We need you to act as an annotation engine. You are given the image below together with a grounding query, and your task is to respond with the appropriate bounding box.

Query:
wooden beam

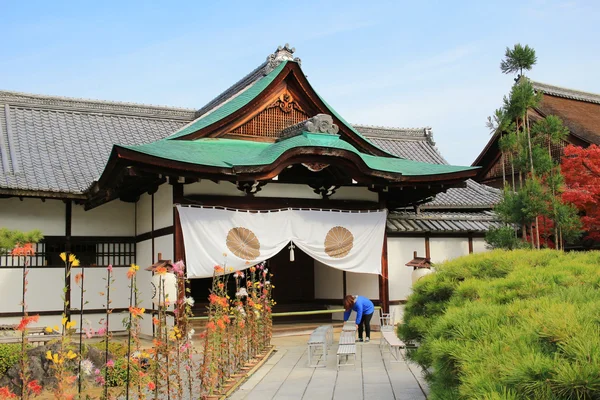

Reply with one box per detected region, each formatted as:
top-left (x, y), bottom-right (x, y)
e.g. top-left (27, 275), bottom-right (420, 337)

top-left (468, 234), bottom-right (474, 254)
top-left (425, 236), bottom-right (431, 259)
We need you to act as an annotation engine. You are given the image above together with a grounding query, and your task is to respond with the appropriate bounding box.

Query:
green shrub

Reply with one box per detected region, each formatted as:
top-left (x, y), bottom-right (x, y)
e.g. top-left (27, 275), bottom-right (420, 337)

top-left (400, 250), bottom-right (600, 399)
top-left (89, 341), bottom-right (128, 358)
top-left (0, 343), bottom-right (23, 376)
top-left (102, 357), bottom-right (139, 387)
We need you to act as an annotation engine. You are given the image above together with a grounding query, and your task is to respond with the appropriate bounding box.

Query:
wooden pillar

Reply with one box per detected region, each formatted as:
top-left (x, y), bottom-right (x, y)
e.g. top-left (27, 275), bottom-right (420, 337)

top-left (173, 183), bottom-right (187, 328)
top-left (151, 192), bottom-right (155, 264)
top-left (468, 234), bottom-right (474, 254)
top-left (342, 271), bottom-right (347, 298)
top-left (379, 231), bottom-right (390, 314)
top-left (425, 235), bottom-right (431, 259)
top-left (64, 200), bottom-right (72, 320)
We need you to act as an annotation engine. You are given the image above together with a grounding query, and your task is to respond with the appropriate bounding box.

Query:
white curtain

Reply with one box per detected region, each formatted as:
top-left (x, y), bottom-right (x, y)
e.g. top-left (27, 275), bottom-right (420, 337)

top-left (176, 206), bottom-right (387, 278)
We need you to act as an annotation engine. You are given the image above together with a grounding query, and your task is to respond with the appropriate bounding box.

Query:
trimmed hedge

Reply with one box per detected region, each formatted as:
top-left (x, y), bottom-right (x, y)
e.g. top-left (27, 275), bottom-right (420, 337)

top-left (0, 344), bottom-right (25, 377)
top-left (399, 250), bottom-right (600, 400)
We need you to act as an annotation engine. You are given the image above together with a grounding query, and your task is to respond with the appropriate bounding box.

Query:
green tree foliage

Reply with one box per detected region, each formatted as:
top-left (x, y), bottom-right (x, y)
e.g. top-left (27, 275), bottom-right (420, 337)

top-left (486, 44), bottom-right (581, 249)
top-left (485, 226), bottom-right (529, 250)
top-left (500, 44), bottom-right (538, 77)
top-left (0, 228), bottom-right (43, 254)
top-left (399, 250), bottom-right (600, 399)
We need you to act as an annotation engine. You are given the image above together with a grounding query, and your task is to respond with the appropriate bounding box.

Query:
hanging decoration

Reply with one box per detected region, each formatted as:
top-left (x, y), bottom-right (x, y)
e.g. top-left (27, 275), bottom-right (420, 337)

top-left (176, 206), bottom-right (387, 278)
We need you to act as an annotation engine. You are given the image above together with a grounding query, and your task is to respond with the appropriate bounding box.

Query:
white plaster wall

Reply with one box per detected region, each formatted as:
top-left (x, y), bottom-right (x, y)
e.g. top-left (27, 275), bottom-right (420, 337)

top-left (154, 184), bottom-right (173, 230)
top-left (314, 261), bottom-right (343, 299)
top-left (25, 268), bottom-right (65, 312)
top-left (184, 180), bottom-right (242, 197)
top-left (72, 200), bottom-right (135, 236)
top-left (70, 266), bottom-right (130, 311)
top-left (183, 180), bottom-right (378, 202)
top-left (0, 269), bottom-right (24, 313)
top-left (430, 237), bottom-right (470, 263)
top-left (136, 193), bottom-right (152, 235)
top-left (346, 272), bottom-right (378, 300)
top-left (0, 198), bottom-right (65, 235)
top-left (135, 240), bottom-right (155, 336)
top-left (154, 234), bottom-right (174, 264)
top-left (472, 237), bottom-right (488, 253)
top-left (329, 186), bottom-right (378, 202)
top-left (387, 237), bottom-right (426, 301)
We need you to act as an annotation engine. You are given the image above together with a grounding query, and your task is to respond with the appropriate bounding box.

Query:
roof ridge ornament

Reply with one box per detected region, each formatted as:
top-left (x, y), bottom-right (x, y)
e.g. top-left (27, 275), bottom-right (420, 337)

top-left (265, 43), bottom-right (301, 74)
top-left (280, 114), bottom-right (339, 139)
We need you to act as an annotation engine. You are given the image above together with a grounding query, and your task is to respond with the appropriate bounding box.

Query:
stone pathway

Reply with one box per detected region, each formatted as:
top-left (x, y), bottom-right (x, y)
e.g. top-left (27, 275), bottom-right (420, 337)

top-left (228, 332), bottom-right (428, 400)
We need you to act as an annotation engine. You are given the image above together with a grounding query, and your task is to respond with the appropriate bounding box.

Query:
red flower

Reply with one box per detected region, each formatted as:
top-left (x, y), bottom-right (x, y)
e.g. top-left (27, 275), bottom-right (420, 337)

top-left (148, 381), bottom-right (156, 391)
top-left (16, 315), bottom-right (39, 332)
top-left (0, 386), bottom-right (17, 398)
top-left (27, 380), bottom-right (42, 395)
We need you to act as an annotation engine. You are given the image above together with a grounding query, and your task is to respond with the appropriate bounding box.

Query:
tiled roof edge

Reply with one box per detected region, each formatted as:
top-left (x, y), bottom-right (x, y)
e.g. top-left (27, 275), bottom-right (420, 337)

top-left (532, 81), bottom-right (600, 105)
top-left (0, 89), bottom-right (197, 120)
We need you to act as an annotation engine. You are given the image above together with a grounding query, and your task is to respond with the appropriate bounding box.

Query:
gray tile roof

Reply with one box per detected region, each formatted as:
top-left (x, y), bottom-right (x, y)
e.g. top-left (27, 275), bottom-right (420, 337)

top-left (0, 90), bottom-right (192, 196)
top-left (358, 125), bottom-right (502, 210)
top-left (355, 125), bottom-right (448, 164)
top-left (532, 81), bottom-right (600, 105)
top-left (387, 210), bottom-right (503, 233)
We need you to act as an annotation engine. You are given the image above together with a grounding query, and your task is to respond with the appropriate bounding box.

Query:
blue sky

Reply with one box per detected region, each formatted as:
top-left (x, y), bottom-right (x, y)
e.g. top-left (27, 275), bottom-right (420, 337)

top-left (2, 0), bottom-right (599, 165)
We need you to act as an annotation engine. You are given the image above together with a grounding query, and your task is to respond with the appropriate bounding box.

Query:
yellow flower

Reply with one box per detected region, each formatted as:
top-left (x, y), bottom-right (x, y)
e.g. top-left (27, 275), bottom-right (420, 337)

top-left (53, 354), bottom-right (61, 364)
top-left (60, 252), bottom-right (67, 262)
top-left (131, 264), bottom-right (140, 272)
top-left (46, 350), bottom-right (52, 360)
top-left (62, 317), bottom-right (68, 326)
top-left (66, 350), bottom-right (77, 360)
top-left (66, 320), bottom-right (76, 330)
top-left (53, 325), bottom-right (59, 332)
top-left (45, 326), bottom-right (53, 333)
top-left (68, 254), bottom-right (76, 262)
top-left (71, 258), bottom-right (80, 267)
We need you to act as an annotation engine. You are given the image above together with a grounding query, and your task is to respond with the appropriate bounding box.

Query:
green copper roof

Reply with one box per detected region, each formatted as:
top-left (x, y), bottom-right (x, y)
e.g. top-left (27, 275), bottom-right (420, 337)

top-left (121, 133), bottom-right (476, 176)
top-left (167, 61), bottom-right (288, 139)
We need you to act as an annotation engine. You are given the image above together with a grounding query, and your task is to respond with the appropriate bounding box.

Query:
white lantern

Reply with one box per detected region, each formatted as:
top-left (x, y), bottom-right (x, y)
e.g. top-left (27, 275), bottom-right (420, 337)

top-left (411, 268), bottom-right (433, 285)
top-left (151, 272), bottom-right (178, 306)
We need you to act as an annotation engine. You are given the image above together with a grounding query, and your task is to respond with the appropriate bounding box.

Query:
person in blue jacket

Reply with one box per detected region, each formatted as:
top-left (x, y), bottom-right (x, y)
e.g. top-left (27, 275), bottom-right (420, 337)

top-left (343, 294), bottom-right (375, 342)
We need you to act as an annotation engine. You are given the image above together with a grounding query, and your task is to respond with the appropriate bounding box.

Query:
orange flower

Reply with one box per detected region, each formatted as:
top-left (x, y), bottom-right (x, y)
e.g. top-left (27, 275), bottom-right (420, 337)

top-left (216, 319), bottom-right (225, 330)
top-left (127, 264), bottom-right (140, 279)
top-left (11, 243), bottom-right (35, 257)
top-left (214, 265), bottom-right (224, 274)
top-left (222, 315), bottom-right (231, 324)
top-left (155, 266), bottom-right (167, 275)
top-left (152, 317), bottom-right (160, 326)
top-left (129, 307), bottom-right (145, 318)
top-left (238, 320), bottom-right (245, 329)
top-left (16, 315), bottom-right (39, 332)
top-left (74, 272), bottom-right (83, 285)
top-left (206, 321), bottom-right (216, 331)
top-left (218, 282), bottom-right (224, 290)
top-left (250, 266), bottom-right (256, 273)
top-left (148, 381), bottom-right (156, 391)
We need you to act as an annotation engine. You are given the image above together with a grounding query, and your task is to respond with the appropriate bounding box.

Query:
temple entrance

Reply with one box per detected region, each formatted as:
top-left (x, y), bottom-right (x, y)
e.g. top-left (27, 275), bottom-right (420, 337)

top-left (188, 244), bottom-right (327, 323)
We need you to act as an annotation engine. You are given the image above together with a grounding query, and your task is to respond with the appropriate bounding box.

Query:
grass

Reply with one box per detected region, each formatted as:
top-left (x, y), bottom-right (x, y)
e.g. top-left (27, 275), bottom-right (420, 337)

top-left (399, 250), bottom-right (600, 400)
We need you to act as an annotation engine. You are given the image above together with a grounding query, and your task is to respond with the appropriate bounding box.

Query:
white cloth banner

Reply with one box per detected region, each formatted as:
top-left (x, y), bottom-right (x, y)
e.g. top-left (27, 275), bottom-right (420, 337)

top-left (176, 206), bottom-right (387, 278)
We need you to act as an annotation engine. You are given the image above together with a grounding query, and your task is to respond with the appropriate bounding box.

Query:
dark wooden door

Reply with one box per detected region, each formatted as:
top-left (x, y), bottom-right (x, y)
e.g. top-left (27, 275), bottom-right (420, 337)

top-left (267, 245), bottom-right (314, 304)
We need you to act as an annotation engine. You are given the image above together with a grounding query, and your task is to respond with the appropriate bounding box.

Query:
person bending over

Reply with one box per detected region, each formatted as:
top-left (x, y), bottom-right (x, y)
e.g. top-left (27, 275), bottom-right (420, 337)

top-left (343, 294), bottom-right (374, 342)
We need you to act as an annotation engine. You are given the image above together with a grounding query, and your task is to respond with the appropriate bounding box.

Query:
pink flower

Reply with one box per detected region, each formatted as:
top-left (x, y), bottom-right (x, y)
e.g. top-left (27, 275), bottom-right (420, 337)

top-left (106, 359), bottom-right (114, 368)
top-left (107, 264), bottom-right (113, 273)
top-left (172, 260), bottom-right (185, 276)
top-left (97, 326), bottom-right (107, 336)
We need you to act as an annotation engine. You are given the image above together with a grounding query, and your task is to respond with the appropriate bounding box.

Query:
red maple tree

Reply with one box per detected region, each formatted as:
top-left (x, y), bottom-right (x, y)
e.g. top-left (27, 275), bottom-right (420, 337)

top-left (562, 144), bottom-right (600, 242)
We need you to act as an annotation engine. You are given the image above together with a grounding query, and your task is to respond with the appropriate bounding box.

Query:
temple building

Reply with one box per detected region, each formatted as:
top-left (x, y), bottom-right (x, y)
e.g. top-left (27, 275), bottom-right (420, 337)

top-left (0, 45), bottom-right (501, 331)
top-left (473, 81), bottom-right (600, 188)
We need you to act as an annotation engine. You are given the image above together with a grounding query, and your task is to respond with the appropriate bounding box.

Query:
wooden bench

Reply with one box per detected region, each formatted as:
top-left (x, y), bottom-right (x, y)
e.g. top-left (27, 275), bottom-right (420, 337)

top-left (307, 325), bottom-right (333, 368)
top-left (380, 330), bottom-right (405, 362)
